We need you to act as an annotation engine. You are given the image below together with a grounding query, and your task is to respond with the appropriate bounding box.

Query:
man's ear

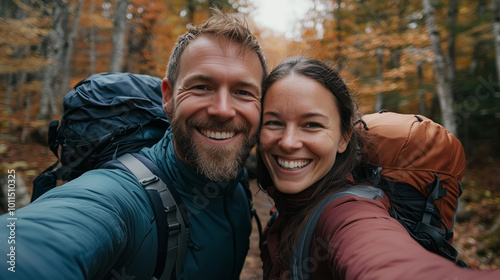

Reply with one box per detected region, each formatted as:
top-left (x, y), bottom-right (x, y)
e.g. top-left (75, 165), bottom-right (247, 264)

top-left (161, 78), bottom-right (173, 117)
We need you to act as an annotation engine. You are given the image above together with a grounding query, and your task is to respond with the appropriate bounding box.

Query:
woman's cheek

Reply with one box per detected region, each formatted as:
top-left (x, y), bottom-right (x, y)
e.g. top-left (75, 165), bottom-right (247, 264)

top-left (259, 130), bottom-right (276, 149)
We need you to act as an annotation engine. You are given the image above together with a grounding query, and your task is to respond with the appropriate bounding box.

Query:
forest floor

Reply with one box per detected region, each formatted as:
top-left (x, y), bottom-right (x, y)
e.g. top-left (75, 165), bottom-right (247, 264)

top-left (1, 134), bottom-right (499, 278)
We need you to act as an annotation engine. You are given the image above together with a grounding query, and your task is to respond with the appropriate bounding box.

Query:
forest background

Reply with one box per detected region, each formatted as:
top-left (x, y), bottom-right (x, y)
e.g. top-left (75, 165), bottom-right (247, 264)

top-left (1, 0), bottom-right (500, 275)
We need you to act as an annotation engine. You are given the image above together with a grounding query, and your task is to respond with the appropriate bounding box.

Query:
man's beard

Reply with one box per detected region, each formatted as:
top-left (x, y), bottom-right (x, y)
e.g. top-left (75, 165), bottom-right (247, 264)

top-left (170, 113), bottom-right (256, 182)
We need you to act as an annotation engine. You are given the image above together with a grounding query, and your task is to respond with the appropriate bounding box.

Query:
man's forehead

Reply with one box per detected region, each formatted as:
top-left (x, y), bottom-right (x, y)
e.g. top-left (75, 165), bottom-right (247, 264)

top-left (177, 35), bottom-right (263, 88)
top-left (182, 34), bottom-right (256, 62)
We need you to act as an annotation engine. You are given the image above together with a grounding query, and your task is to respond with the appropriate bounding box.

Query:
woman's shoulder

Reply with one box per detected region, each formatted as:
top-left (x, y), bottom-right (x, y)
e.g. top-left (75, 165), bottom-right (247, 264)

top-left (314, 188), bottom-right (394, 235)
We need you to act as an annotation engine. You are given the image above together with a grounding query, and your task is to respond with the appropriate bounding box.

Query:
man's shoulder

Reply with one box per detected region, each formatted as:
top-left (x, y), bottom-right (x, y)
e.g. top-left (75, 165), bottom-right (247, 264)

top-left (49, 168), bottom-right (144, 202)
top-left (75, 167), bottom-right (137, 183)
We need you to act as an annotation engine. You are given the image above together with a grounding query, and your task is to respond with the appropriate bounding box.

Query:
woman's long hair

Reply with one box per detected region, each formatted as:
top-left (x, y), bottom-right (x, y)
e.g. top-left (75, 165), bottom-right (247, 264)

top-left (257, 57), bottom-right (365, 264)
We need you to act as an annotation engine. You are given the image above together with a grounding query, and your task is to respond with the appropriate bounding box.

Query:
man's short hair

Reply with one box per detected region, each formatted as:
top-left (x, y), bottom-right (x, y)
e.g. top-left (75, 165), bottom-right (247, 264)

top-left (166, 8), bottom-right (268, 90)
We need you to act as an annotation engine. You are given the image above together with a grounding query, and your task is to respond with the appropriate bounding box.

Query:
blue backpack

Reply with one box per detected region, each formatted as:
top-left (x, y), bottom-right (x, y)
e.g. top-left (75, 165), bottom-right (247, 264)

top-left (31, 73), bottom-right (260, 280)
top-left (32, 72), bottom-right (169, 189)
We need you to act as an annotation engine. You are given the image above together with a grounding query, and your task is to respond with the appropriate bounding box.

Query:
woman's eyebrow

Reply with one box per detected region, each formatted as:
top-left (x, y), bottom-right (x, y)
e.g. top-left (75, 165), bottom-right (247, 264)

top-left (302, 112), bottom-right (329, 119)
top-left (263, 111), bottom-right (328, 119)
top-left (263, 111), bottom-right (281, 118)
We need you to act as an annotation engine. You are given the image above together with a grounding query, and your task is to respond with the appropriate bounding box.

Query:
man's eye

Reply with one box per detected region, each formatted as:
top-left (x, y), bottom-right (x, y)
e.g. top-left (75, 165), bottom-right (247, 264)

top-left (193, 85), bottom-right (209, 90)
top-left (235, 90), bottom-right (251, 96)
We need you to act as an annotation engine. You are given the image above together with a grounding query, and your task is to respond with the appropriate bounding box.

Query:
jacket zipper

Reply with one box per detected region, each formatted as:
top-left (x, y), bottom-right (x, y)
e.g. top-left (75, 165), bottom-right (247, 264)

top-left (223, 195), bottom-right (238, 279)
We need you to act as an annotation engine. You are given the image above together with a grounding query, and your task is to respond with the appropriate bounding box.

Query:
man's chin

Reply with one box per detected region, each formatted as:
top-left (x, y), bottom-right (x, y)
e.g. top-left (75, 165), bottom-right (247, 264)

top-left (194, 147), bottom-right (242, 181)
top-left (172, 120), bottom-right (256, 181)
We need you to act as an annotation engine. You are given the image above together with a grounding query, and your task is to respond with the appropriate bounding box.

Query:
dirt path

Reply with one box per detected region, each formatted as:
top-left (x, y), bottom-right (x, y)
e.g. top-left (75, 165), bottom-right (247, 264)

top-left (241, 179), bottom-right (273, 280)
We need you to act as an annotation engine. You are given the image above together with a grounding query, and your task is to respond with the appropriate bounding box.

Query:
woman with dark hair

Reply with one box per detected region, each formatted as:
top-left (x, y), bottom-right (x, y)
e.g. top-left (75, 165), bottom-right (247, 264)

top-left (257, 57), bottom-right (500, 279)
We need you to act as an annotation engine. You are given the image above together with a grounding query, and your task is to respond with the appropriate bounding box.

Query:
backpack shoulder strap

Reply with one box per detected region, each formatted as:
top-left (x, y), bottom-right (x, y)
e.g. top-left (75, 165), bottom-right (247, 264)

top-left (115, 153), bottom-right (189, 280)
top-left (290, 185), bottom-right (384, 280)
top-left (241, 167), bottom-right (263, 247)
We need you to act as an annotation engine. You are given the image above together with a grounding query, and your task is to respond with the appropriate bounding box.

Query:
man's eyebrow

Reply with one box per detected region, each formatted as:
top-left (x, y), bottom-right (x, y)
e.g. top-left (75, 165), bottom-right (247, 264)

top-left (182, 74), bottom-right (213, 85)
top-left (183, 74), bottom-right (261, 95)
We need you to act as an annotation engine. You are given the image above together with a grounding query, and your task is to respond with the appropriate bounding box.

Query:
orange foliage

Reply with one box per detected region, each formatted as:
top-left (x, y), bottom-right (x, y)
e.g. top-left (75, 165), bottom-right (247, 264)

top-left (1, 0), bottom-right (497, 120)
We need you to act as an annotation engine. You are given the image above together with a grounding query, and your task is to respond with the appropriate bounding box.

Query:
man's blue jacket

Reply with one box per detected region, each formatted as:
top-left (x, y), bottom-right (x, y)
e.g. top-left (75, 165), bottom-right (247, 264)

top-left (0, 129), bottom-right (252, 279)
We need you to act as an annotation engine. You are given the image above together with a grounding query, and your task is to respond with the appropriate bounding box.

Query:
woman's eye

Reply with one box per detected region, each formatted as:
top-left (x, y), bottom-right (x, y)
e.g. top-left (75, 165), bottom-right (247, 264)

top-left (305, 122), bottom-right (323, 128)
top-left (263, 120), bottom-right (282, 126)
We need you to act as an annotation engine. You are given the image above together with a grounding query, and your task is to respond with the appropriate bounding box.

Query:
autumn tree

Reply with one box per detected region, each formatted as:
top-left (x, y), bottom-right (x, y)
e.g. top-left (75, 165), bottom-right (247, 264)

top-left (1, 0), bottom-right (246, 126)
top-left (1, 1), bottom-right (48, 118)
top-left (60, 0), bottom-right (83, 94)
top-left (38, 0), bottom-right (71, 120)
top-left (109, 0), bottom-right (129, 72)
top-left (296, 0), bottom-right (499, 140)
top-left (422, 0), bottom-right (457, 135)
top-left (299, 0), bottom-right (431, 114)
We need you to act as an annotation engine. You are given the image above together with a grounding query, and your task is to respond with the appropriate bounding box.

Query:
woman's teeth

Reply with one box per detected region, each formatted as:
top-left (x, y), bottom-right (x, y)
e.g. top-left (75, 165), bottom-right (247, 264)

top-left (277, 158), bottom-right (310, 169)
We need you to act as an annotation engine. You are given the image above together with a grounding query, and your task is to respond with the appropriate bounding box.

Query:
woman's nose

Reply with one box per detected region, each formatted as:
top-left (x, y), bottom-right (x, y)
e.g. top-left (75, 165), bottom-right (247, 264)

top-left (279, 127), bottom-right (303, 151)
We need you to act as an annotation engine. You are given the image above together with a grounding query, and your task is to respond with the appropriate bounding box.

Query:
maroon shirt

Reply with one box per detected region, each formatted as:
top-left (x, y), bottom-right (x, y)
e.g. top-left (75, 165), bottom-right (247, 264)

top-left (261, 186), bottom-right (500, 279)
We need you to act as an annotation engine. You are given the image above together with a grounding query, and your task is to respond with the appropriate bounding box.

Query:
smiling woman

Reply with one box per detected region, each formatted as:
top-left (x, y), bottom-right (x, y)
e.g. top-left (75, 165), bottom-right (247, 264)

top-left (257, 57), bottom-right (500, 280)
top-left (259, 74), bottom-right (349, 194)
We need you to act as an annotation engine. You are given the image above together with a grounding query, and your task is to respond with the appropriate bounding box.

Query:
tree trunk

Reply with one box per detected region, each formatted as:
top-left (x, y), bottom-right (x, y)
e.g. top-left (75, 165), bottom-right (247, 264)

top-left (470, 0), bottom-right (487, 74)
top-left (446, 0), bottom-right (458, 80)
top-left (5, 73), bottom-right (14, 114)
top-left (336, 0), bottom-right (342, 70)
top-left (375, 47), bottom-right (384, 112)
top-left (89, 0), bottom-right (96, 74)
top-left (109, 0), bottom-right (129, 73)
top-left (38, 0), bottom-right (69, 120)
top-left (422, 0), bottom-right (457, 135)
top-left (60, 0), bottom-right (83, 96)
top-left (187, 0), bottom-right (196, 22)
top-left (2, 0), bottom-right (14, 18)
top-left (6, 1), bottom-right (28, 114)
top-left (493, 0), bottom-right (500, 84)
top-left (20, 91), bottom-right (32, 144)
top-left (417, 60), bottom-right (427, 115)
top-left (15, 67), bottom-right (28, 112)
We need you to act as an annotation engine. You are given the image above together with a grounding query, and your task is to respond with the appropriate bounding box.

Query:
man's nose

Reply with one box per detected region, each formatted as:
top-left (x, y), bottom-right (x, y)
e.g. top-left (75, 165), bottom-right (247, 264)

top-left (207, 89), bottom-right (236, 121)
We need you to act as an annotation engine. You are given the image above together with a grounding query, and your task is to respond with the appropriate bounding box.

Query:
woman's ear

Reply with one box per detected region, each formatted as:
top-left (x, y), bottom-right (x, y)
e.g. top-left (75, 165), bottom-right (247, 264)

top-left (338, 128), bottom-right (353, 154)
top-left (161, 78), bottom-right (173, 117)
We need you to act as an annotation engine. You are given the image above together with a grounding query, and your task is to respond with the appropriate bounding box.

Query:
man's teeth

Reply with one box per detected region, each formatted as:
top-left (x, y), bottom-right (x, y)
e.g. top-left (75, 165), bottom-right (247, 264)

top-left (201, 129), bottom-right (235, 139)
top-left (277, 158), bottom-right (309, 169)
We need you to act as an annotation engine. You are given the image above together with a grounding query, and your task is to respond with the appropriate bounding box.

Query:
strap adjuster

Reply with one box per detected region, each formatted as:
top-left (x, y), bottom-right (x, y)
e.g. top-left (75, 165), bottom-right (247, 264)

top-left (168, 222), bottom-right (181, 235)
top-left (140, 175), bottom-right (159, 186)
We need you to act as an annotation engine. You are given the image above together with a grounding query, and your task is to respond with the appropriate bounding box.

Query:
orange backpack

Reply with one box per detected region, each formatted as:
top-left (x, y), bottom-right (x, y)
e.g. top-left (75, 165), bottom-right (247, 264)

top-left (356, 111), bottom-right (466, 263)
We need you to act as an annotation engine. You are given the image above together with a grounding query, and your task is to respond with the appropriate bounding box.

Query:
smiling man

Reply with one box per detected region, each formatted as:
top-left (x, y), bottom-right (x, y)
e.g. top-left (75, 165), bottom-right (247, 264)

top-left (0, 9), bottom-right (267, 280)
top-left (141, 10), bottom-right (268, 278)
top-left (163, 33), bottom-right (264, 182)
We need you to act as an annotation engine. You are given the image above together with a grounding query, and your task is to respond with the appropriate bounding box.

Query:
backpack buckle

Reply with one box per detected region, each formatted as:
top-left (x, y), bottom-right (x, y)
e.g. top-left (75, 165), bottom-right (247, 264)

top-left (168, 222), bottom-right (181, 235)
top-left (140, 175), bottom-right (159, 186)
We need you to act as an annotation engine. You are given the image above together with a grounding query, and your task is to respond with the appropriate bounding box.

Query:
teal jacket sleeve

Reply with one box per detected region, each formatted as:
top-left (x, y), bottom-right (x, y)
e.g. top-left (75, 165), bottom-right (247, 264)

top-left (0, 169), bottom-right (157, 280)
